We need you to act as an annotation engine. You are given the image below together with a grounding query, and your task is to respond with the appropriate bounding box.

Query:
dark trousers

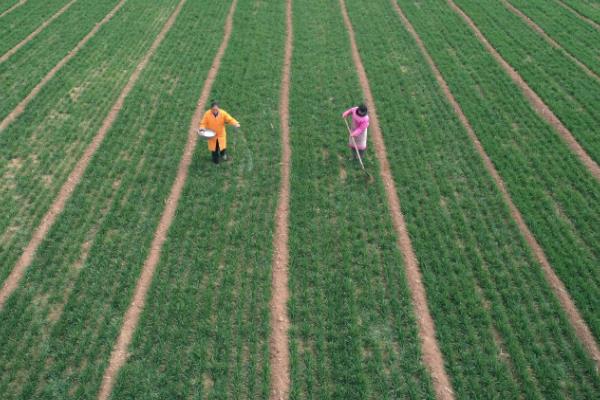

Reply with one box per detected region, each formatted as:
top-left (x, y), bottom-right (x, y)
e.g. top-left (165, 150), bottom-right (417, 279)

top-left (351, 148), bottom-right (365, 158)
top-left (212, 140), bottom-right (226, 164)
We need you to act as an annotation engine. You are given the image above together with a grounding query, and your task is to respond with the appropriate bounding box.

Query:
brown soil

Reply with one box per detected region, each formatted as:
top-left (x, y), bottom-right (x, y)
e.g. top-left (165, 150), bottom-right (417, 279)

top-left (501, 0), bottom-right (599, 83)
top-left (340, 1), bottom-right (455, 398)
top-left (447, 0), bottom-right (600, 182)
top-left (0, 0), bottom-right (127, 132)
top-left (269, 1), bottom-right (292, 399)
top-left (96, 1), bottom-right (238, 399)
top-left (0, 0), bottom-right (184, 311)
top-left (396, 0), bottom-right (600, 370)
top-left (556, 0), bottom-right (600, 31)
top-left (0, 0), bottom-right (78, 64)
top-left (0, 0), bottom-right (26, 19)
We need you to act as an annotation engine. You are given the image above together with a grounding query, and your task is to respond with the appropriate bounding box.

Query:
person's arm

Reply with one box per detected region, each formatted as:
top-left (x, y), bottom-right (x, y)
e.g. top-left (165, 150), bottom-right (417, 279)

top-left (199, 112), bottom-right (208, 130)
top-left (224, 111), bottom-right (240, 128)
top-left (351, 118), bottom-right (368, 136)
top-left (342, 107), bottom-right (356, 118)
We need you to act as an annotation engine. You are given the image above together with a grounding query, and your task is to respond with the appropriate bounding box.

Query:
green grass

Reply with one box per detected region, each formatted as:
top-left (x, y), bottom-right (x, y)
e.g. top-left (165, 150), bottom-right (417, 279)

top-left (110, 0), bottom-right (285, 398)
top-left (506, 0), bottom-right (600, 75)
top-left (287, 1), bottom-right (435, 399)
top-left (452, 0), bottom-right (600, 164)
top-left (0, 0), bottom-right (233, 398)
top-left (393, 0), bottom-right (600, 345)
top-left (0, 0), bottom-right (122, 121)
top-left (344, 0), bottom-right (600, 398)
top-left (0, 0), bottom-right (72, 55)
top-left (0, 0), bottom-right (180, 285)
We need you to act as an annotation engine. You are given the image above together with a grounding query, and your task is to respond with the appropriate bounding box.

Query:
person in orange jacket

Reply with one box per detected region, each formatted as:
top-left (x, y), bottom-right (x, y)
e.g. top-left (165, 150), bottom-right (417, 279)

top-left (198, 101), bottom-right (240, 164)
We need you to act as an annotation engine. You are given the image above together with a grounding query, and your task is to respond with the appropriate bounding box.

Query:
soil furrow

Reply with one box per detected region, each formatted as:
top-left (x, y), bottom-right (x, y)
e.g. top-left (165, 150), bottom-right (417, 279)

top-left (96, 1), bottom-right (238, 399)
top-left (0, 0), bottom-right (77, 64)
top-left (501, 0), bottom-right (599, 83)
top-left (446, 0), bottom-right (600, 181)
top-left (0, 0), bottom-right (26, 18)
top-left (339, 1), bottom-right (455, 398)
top-left (0, 0), bottom-right (127, 132)
top-left (0, 0), bottom-right (182, 310)
top-left (269, 1), bottom-right (292, 399)
top-left (556, 0), bottom-right (600, 30)
top-left (391, 0), bottom-right (600, 370)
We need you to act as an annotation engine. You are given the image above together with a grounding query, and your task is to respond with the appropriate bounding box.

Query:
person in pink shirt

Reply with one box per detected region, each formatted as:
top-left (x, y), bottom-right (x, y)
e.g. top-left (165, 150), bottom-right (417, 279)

top-left (342, 104), bottom-right (370, 159)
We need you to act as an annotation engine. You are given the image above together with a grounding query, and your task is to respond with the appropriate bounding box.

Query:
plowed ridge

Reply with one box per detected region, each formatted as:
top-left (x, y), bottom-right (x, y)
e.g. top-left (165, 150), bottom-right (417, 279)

top-left (556, 0), bottom-right (600, 30)
top-left (0, 0), bottom-right (126, 132)
top-left (96, 1), bottom-right (238, 399)
top-left (0, 0), bottom-right (77, 64)
top-left (269, 0), bottom-right (292, 398)
top-left (0, 0), bottom-right (26, 18)
top-left (391, 0), bottom-right (600, 370)
top-left (446, 0), bottom-right (600, 181)
top-left (339, 0), bottom-right (454, 398)
top-left (501, 0), bottom-right (599, 83)
top-left (0, 0), bottom-right (183, 310)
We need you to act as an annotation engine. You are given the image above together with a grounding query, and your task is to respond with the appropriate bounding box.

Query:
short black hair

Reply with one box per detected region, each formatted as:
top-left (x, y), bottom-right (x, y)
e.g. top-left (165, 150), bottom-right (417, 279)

top-left (357, 104), bottom-right (368, 116)
top-left (211, 100), bottom-right (219, 108)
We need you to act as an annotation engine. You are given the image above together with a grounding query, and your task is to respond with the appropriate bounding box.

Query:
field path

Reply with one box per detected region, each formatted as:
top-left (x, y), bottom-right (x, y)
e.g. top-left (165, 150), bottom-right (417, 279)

top-left (391, 0), bottom-right (600, 371)
top-left (500, 0), bottom-right (599, 83)
top-left (0, 0), bottom-right (26, 18)
top-left (96, 1), bottom-right (238, 399)
top-left (339, 1), bottom-right (454, 398)
top-left (446, 0), bottom-right (600, 182)
top-left (0, 0), bottom-right (184, 310)
top-left (269, 0), bottom-right (292, 399)
top-left (0, 0), bottom-right (77, 64)
top-left (0, 0), bottom-right (126, 132)
top-left (556, 0), bottom-right (600, 30)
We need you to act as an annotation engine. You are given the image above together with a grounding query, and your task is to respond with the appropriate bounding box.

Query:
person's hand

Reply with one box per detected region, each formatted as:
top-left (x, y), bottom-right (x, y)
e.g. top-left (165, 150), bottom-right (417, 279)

top-left (235, 123), bottom-right (240, 128)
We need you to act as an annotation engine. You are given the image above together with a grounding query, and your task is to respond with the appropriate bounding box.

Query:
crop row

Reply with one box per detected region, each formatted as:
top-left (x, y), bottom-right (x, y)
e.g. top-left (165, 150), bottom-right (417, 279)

top-left (286, 1), bottom-right (436, 399)
top-left (0, 0), bottom-right (122, 121)
top-left (0, 0), bottom-right (22, 15)
top-left (558, 0), bottom-right (600, 24)
top-left (0, 0), bottom-right (71, 55)
top-left (109, 0), bottom-right (287, 397)
top-left (0, 0), bottom-right (233, 398)
top-left (0, 0), bottom-right (180, 285)
top-left (348, 0), bottom-right (600, 398)
top-left (391, 0), bottom-right (600, 345)
top-left (451, 0), bottom-right (600, 164)
top-left (506, 0), bottom-right (600, 76)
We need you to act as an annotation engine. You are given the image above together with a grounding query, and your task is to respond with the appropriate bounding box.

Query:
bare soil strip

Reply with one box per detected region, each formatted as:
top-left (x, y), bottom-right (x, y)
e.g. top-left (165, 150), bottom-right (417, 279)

top-left (556, 0), bottom-right (600, 30)
top-left (0, 0), bottom-right (78, 64)
top-left (0, 0), bottom-right (184, 310)
top-left (339, 1), bottom-right (455, 398)
top-left (446, 0), bottom-right (600, 182)
top-left (0, 0), bottom-right (127, 132)
top-left (501, 0), bottom-right (599, 83)
top-left (0, 0), bottom-right (26, 19)
top-left (392, 0), bottom-right (600, 370)
top-left (96, 1), bottom-right (238, 399)
top-left (269, 1), bottom-right (292, 399)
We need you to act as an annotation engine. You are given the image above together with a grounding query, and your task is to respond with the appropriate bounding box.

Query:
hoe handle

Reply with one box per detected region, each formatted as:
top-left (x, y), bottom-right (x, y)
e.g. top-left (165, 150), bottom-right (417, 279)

top-left (344, 118), bottom-right (368, 174)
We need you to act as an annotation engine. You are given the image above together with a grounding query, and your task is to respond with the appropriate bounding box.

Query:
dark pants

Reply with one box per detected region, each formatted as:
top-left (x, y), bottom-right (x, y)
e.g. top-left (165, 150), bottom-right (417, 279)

top-left (212, 140), bottom-right (226, 164)
top-left (351, 148), bottom-right (365, 158)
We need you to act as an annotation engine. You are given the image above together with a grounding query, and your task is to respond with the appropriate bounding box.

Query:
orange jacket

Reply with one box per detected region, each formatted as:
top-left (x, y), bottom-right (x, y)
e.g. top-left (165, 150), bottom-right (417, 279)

top-left (199, 109), bottom-right (239, 152)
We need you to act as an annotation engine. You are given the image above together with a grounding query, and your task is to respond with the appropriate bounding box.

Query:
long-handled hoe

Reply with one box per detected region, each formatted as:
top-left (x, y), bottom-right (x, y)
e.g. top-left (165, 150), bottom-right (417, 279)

top-left (344, 118), bottom-right (372, 180)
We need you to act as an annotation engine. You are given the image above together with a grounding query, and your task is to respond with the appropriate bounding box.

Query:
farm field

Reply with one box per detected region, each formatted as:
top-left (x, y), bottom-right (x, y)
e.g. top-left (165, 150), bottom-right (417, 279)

top-left (0, 0), bottom-right (599, 399)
